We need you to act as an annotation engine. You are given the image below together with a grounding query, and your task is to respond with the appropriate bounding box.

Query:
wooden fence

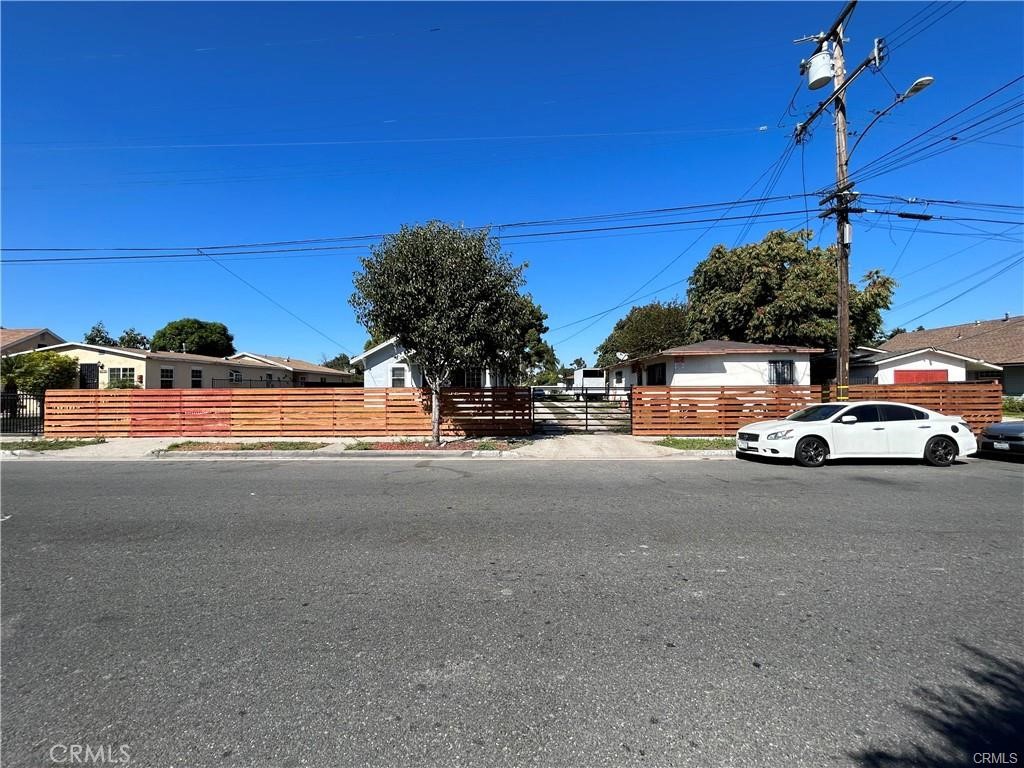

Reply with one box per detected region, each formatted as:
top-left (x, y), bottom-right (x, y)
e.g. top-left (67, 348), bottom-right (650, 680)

top-left (632, 381), bottom-right (1002, 436)
top-left (43, 387), bottom-right (532, 438)
top-left (632, 386), bottom-right (823, 436)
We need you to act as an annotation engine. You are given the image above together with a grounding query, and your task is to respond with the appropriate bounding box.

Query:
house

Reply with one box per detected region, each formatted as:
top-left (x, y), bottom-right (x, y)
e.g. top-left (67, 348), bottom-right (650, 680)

top-left (604, 340), bottom-right (823, 388)
top-left (0, 327), bottom-right (66, 356)
top-left (8, 343), bottom-right (350, 389)
top-left (845, 346), bottom-right (1003, 386)
top-left (351, 337), bottom-right (513, 388)
top-left (229, 353), bottom-right (358, 386)
top-left (877, 316), bottom-right (1024, 395)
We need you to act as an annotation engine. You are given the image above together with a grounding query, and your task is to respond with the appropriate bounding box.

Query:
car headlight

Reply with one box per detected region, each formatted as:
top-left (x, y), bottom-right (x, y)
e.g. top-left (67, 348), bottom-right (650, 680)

top-left (766, 429), bottom-right (795, 440)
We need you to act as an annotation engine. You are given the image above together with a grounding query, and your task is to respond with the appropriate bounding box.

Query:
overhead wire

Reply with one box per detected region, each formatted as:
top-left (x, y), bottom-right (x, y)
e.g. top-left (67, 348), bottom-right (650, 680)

top-left (894, 253), bottom-right (1024, 326)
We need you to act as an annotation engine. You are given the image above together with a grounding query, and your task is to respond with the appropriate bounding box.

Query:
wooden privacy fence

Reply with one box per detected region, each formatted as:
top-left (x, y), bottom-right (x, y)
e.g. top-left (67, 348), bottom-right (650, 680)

top-left (632, 386), bottom-right (823, 436)
top-left (633, 381), bottom-right (1003, 436)
top-left (43, 387), bottom-right (532, 438)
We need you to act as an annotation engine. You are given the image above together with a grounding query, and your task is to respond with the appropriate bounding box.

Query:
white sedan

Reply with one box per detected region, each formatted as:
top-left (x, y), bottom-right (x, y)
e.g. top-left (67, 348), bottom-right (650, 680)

top-left (735, 401), bottom-right (977, 467)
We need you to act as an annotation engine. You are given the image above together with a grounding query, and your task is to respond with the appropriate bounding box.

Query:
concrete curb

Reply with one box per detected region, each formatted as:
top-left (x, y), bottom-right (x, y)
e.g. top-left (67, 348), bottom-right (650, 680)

top-left (3, 449), bottom-right (737, 462)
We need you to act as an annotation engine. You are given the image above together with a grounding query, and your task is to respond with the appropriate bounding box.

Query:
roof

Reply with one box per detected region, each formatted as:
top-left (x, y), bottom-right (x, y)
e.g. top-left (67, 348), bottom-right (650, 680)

top-left (232, 353), bottom-right (356, 376)
top-left (0, 327), bottom-right (65, 349)
top-left (659, 340), bottom-right (824, 356)
top-left (860, 347), bottom-right (1002, 370)
top-left (10, 343), bottom-right (274, 369)
top-left (880, 316), bottom-right (1024, 365)
top-left (606, 339), bottom-right (824, 368)
top-left (350, 337), bottom-right (399, 364)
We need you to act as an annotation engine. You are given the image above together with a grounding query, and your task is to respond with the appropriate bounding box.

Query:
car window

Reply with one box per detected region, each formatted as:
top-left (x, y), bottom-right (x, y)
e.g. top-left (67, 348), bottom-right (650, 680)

top-left (880, 404), bottom-right (920, 421)
top-left (786, 404), bottom-right (846, 422)
top-left (842, 405), bottom-right (881, 423)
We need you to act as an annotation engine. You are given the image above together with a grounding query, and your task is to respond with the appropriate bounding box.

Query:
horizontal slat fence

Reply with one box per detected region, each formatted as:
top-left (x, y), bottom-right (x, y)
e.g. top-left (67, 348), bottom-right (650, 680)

top-left (826, 381), bottom-right (1002, 434)
top-left (44, 388), bottom-right (532, 438)
top-left (634, 382), bottom-right (1003, 436)
top-left (633, 386), bottom-right (822, 436)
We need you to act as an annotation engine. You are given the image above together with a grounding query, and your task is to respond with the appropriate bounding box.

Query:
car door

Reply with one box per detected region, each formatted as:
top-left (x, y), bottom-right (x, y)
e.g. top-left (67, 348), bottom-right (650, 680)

top-left (879, 404), bottom-right (933, 456)
top-left (830, 404), bottom-right (888, 456)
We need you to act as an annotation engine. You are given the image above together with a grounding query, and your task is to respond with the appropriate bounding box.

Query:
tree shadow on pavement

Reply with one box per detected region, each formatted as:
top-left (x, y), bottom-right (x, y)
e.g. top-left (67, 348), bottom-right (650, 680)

top-left (852, 643), bottom-right (1024, 767)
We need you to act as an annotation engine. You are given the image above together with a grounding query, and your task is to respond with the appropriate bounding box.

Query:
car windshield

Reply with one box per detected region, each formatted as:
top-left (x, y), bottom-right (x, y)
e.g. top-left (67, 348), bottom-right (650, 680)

top-left (786, 404), bottom-right (848, 422)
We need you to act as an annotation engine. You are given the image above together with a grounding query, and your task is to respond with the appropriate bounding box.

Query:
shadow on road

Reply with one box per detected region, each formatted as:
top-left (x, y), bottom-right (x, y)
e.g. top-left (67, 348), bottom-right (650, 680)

top-left (851, 643), bottom-right (1024, 767)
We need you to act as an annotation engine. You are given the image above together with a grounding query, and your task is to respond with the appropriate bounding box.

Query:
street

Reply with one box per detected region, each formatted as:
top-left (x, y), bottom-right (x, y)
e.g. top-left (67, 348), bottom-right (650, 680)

top-left (2, 458), bottom-right (1021, 767)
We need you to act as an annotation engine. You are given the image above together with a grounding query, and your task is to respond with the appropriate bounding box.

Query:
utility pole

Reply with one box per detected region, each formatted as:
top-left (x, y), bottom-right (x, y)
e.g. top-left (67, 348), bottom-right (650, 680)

top-left (832, 19), bottom-right (852, 401)
top-left (794, 0), bottom-right (879, 401)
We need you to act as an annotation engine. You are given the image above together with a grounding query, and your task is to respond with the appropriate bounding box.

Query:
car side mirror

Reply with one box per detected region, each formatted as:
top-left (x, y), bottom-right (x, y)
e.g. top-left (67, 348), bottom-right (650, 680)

top-left (840, 415), bottom-right (858, 424)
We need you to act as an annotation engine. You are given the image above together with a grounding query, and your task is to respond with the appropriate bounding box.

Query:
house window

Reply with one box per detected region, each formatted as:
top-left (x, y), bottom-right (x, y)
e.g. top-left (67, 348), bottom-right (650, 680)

top-left (391, 366), bottom-right (406, 388)
top-left (768, 360), bottom-right (796, 385)
top-left (191, 369), bottom-right (203, 388)
top-left (229, 370), bottom-right (242, 384)
top-left (614, 370), bottom-right (623, 385)
top-left (466, 369), bottom-right (483, 388)
top-left (108, 367), bottom-right (135, 385)
top-left (645, 363), bottom-right (667, 386)
top-left (160, 368), bottom-right (174, 389)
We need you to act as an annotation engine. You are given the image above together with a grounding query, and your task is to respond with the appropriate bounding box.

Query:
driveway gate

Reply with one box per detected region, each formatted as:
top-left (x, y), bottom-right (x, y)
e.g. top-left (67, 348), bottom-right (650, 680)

top-left (1, 392), bottom-right (44, 436)
top-left (531, 386), bottom-right (632, 434)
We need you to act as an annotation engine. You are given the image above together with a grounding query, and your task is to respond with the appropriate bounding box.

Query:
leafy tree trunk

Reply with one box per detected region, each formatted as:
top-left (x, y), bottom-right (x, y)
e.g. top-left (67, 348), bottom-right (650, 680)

top-left (431, 385), bottom-right (441, 445)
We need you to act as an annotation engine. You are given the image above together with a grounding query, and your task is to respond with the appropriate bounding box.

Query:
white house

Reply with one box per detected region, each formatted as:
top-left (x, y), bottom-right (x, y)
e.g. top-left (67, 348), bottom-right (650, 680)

top-left (604, 340), bottom-right (823, 388)
top-left (848, 346), bottom-right (1003, 385)
top-left (351, 338), bottom-right (511, 388)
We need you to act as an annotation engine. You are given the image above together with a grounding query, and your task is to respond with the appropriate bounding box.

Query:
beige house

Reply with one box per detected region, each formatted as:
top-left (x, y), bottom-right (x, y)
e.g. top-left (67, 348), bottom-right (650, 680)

top-left (10, 343), bottom-right (353, 389)
top-left (229, 353), bottom-right (358, 386)
top-left (0, 327), bottom-right (66, 355)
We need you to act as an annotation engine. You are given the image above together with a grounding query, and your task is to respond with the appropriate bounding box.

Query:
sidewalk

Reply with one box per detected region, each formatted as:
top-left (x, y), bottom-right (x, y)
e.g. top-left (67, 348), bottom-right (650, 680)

top-left (1, 434), bottom-right (736, 461)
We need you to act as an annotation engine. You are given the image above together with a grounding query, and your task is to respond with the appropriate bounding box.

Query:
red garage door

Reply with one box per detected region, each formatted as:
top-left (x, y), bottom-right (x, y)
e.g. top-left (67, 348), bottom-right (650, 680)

top-left (894, 369), bottom-right (948, 383)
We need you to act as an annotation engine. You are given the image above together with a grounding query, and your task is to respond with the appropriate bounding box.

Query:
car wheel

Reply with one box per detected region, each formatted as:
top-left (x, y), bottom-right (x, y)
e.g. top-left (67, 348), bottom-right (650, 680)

top-left (924, 436), bottom-right (958, 467)
top-left (795, 436), bottom-right (828, 468)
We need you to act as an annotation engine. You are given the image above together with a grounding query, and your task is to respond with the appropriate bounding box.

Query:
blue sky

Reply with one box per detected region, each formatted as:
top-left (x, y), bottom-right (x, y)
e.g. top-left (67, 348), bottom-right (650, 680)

top-left (2, 1), bottom-right (1022, 366)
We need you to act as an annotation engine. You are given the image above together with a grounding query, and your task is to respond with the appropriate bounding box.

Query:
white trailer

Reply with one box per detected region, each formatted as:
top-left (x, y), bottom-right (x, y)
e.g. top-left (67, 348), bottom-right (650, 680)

top-left (571, 368), bottom-right (607, 400)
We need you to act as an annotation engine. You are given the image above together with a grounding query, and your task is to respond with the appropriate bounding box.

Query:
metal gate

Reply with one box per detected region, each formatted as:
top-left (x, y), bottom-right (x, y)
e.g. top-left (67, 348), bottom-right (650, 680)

top-left (1, 392), bottom-right (44, 436)
top-left (531, 386), bottom-right (632, 434)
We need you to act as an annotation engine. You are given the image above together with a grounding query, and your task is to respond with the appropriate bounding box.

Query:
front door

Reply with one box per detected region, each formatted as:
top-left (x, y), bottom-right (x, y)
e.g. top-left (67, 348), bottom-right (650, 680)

top-left (79, 363), bottom-right (99, 389)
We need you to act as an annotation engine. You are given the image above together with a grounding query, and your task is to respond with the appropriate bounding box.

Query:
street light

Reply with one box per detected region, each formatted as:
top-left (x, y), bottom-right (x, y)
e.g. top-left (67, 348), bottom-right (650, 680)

top-left (849, 76), bottom-right (934, 159)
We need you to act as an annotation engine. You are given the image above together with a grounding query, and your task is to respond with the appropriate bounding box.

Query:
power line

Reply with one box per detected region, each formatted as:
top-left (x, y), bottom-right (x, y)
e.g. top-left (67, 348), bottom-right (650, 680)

top-left (895, 253), bottom-right (1024, 326)
top-left (198, 250), bottom-right (352, 354)
top-left (891, 250), bottom-right (1024, 310)
top-left (1, 194), bottom-right (816, 254)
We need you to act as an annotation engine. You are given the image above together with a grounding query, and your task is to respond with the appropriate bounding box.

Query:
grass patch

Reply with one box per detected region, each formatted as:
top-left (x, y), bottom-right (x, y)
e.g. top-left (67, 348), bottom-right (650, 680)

top-left (166, 441), bottom-right (327, 452)
top-left (474, 439), bottom-right (501, 451)
top-left (655, 437), bottom-right (737, 451)
top-left (1002, 396), bottom-right (1024, 416)
top-left (1, 437), bottom-right (106, 451)
top-left (345, 441), bottom-right (374, 451)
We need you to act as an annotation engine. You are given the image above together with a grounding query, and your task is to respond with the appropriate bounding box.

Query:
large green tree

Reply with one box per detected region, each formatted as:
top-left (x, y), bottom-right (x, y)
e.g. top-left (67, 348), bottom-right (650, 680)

top-left (685, 230), bottom-right (895, 349)
top-left (594, 300), bottom-right (691, 367)
top-left (350, 221), bottom-right (540, 443)
top-left (150, 318), bottom-right (236, 357)
top-left (84, 322), bottom-right (116, 346)
top-left (1, 351), bottom-right (79, 397)
top-left (117, 327), bottom-right (150, 350)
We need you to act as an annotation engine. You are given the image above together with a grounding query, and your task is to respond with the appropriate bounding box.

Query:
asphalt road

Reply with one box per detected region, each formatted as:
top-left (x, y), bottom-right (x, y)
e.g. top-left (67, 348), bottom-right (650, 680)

top-left (2, 458), bottom-right (1022, 768)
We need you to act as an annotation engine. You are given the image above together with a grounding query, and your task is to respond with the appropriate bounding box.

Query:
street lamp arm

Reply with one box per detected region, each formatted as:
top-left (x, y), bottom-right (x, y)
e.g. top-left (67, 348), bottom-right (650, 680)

top-left (848, 97), bottom-right (902, 160)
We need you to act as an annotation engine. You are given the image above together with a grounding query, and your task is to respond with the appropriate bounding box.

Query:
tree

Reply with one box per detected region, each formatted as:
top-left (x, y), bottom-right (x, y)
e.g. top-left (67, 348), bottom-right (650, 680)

top-left (150, 318), bottom-right (235, 357)
top-left (685, 230), bottom-right (896, 349)
top-left (350, 221), bottom-right (538, 444)
top-left (322, 353), bottom-right (351, 371)
top-left (594, 300), bottom-right (691, 367)
top-left (511, 297), bottom-right (557, 384)
top-left (84, 322), bottom-right (115, 346)
top-left (571, 358), bottom-right (587, 369)
top-left (117, 328), bottom-right (150, 350)
top-left (0, 351), bottom-right (78, 397)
